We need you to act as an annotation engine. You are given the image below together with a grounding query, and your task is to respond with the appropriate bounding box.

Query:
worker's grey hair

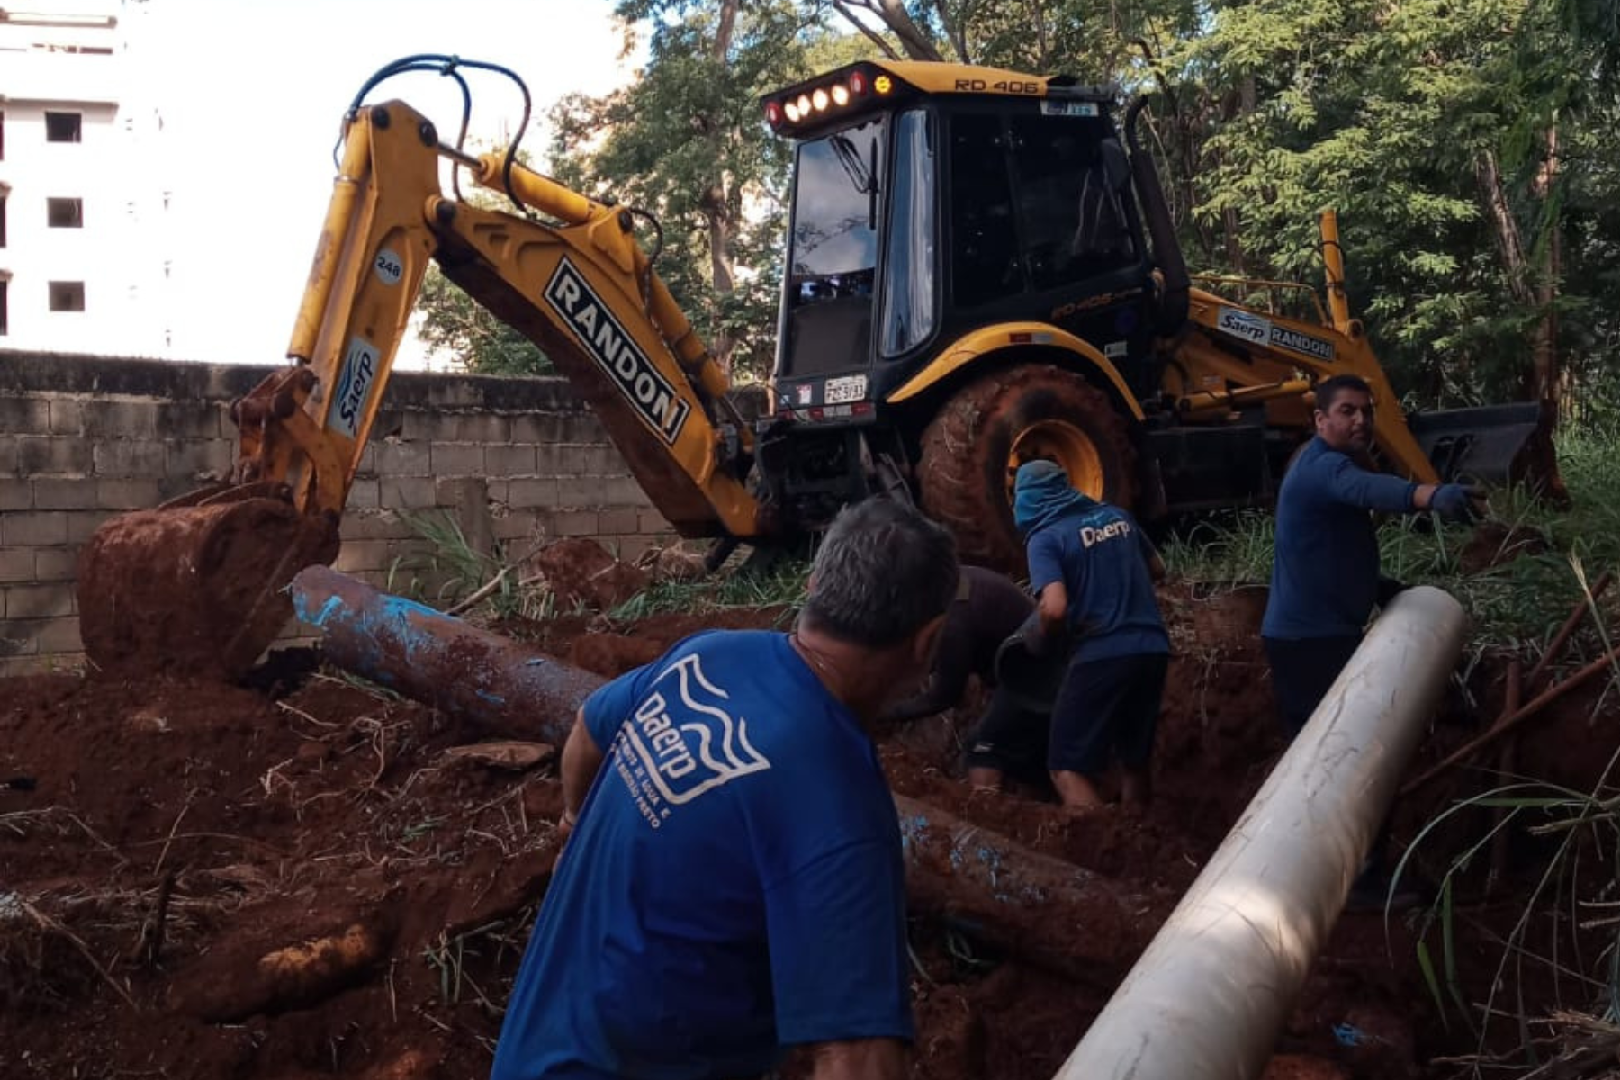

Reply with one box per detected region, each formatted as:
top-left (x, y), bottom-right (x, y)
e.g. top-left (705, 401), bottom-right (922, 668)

top-left (800, 497), bottom-right (961, 649)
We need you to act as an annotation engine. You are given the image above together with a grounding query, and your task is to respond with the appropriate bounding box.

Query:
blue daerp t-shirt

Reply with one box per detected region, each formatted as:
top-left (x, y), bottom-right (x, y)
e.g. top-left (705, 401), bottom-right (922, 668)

top-left (1262, 436), bottom-right (1420, 640)
top-left (1026, 503), bottom-right (1169, 662)
top-left (489, 630), bottom-right (913, 1080)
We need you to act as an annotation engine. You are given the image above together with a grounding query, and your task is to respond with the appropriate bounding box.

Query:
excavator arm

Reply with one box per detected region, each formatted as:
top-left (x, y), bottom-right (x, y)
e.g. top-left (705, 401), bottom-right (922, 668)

top-left (246, 98), bottom-right (763, 539)
top-left (1166, 211), bottom-right (1552, 492)
top-left (77, 90), bottom-right (770, 680)
top-left (1172, 286), bottom-right (1445, 484)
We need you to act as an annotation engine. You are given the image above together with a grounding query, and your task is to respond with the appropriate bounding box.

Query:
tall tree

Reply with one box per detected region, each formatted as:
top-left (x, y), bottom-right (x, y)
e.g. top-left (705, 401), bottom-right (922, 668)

top-left (416, 269), bottom-right (553, 375)
top-left (828, 0), bottom-right (944, 60)
top-left (414, 146), bottom-right (553, 376)
top-left (547, 0), bottom-right (843, 380)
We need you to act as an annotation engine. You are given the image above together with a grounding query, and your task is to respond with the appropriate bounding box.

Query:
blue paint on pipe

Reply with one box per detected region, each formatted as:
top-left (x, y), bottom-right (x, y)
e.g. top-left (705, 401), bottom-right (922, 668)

top-left (293, 593), bottom-right (346, 629)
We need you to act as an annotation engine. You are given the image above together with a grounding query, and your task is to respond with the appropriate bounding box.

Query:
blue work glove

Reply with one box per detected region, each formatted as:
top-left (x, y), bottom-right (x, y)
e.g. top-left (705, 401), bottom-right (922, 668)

top-left (1431, 483), bottom-right (1482, 525)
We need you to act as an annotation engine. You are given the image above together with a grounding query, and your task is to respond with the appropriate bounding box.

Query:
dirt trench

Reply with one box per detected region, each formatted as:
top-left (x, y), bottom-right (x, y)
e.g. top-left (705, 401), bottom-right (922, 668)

top-left (1, 571), bottom-right (1611, 1080)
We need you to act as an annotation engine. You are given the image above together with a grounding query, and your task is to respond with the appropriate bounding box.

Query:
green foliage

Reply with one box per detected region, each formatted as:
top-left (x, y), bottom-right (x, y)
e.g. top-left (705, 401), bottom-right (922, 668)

top-left (541, 1), bottom-right (862, 381)
top-left (414, 145), bottom-right (553, 375)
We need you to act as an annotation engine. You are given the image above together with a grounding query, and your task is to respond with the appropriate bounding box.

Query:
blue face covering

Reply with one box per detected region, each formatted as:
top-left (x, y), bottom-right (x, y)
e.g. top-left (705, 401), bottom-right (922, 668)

top-left (1013, 460), bottom-right (1096, 535)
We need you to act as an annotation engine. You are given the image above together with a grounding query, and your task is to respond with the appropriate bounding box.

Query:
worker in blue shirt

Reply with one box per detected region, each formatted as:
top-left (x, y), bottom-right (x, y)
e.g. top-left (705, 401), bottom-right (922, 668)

top-left (1263, 372), bottom-right (1480, 907)
top-left (1014, 460), bottom-right (1170, 812)
top-left (489, 497), bottom-right (960, 1080)
top-left (1263, 373), bottom-right (1479, 731)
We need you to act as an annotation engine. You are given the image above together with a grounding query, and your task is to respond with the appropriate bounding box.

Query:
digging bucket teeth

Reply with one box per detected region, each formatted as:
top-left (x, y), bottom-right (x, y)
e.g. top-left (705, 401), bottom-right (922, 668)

top-left (1405, 400), bottom-right (1565, 495)
top-left (76, 483), bottom-right (340, 681)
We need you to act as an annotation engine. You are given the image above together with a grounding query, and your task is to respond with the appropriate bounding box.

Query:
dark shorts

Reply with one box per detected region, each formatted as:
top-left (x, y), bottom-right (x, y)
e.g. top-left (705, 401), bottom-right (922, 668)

top-left (1263, 634), bottom-right (1363, 738)
top-left (1048, 652), bottom-right (1168, 775)
top-left (963, 684), bottom-right (1049, 781)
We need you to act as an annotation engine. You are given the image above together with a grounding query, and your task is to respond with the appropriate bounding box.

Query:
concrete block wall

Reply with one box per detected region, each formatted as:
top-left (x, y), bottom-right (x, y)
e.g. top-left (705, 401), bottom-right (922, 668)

top-left (0, 351), bottom-right (679, 675)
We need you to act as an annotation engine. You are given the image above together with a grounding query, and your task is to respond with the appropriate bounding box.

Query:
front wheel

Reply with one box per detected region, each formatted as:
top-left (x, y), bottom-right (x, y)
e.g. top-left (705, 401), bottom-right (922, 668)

top-left (917, 364), bottom-right (1137, 572)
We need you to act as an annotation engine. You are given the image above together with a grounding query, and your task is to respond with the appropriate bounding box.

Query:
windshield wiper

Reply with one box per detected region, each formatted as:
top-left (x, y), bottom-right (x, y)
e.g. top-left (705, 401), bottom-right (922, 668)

top-left (829, 134), bottom-right (879, 229)
top-left (829, 135), bottom-right (873, 192)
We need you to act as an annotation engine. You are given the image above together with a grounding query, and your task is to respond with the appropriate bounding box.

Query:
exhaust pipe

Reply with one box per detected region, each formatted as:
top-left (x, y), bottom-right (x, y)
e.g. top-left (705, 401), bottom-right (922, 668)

top-left (1125, 96), bottom-right (1189, 335)
top-left (1053, 585), bottom-right (1466, 1080)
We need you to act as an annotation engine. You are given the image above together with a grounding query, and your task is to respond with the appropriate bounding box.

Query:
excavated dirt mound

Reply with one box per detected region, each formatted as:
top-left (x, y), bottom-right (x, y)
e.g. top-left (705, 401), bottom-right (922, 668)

top-left (77, 498), bottom-right (340, 680)
top-left (2, 579), bottom-right (1613, 1080)
top-left (525, 538), bottom-right (651, 612)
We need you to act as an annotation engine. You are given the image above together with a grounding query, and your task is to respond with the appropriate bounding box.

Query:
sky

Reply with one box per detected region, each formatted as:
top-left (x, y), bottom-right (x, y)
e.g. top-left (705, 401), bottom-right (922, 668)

top-left (136, 0), bottom-right (639, 368)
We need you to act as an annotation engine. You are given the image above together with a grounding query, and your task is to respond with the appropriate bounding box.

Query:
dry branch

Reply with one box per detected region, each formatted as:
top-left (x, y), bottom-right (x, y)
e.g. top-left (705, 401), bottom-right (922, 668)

top-left (1402, 642), bottom-right (1620, 795)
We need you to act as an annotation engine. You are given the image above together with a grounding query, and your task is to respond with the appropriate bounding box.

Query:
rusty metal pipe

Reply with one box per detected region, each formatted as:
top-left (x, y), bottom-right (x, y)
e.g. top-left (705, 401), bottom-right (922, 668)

top-left (1054, 586), bottom-right (1467, 1080)
top-left (289, 565), bottom-right (602, 742)
top-left (289, 566), bottom-right (1166, 974)
top-left (896, 799), bottom-right (1163, 980)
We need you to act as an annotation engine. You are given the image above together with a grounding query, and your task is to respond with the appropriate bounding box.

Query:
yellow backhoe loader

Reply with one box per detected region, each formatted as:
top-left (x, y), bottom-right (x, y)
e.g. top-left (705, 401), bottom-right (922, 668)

top-left (75, 55), bottom-right (1557, 679)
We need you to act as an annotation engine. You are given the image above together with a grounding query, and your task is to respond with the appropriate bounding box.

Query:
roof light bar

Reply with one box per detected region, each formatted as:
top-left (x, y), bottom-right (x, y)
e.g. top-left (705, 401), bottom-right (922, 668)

top-left (763, 67), bottom-right (888, 131)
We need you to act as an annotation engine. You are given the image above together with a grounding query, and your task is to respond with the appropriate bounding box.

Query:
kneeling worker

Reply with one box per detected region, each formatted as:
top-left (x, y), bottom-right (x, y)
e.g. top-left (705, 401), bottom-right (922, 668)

top-left (881, 566), bottom-right (1051, 790)
top-left (1014, 460), bottom-right (1170, 811)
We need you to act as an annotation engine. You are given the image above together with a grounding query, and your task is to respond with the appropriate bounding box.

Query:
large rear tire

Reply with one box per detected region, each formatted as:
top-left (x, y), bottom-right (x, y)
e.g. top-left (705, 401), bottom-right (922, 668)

top-left (918, 365), bottom-right (1137, 572)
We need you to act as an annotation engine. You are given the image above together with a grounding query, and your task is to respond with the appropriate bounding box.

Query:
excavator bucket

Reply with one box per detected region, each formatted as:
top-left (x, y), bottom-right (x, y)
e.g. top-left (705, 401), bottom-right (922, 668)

top-left (77, 484), bottom-right (340, 681)
top-left (1405, 401), bottom-right (1566, 497)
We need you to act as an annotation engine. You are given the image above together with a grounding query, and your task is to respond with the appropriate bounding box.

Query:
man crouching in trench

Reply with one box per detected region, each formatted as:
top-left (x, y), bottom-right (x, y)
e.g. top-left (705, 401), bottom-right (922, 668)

top-left (490, 497), bottom-right (960, 1080)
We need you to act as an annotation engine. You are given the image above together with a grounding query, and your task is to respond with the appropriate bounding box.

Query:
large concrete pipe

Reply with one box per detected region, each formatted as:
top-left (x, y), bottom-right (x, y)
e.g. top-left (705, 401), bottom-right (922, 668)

top-left (1054, 585), bottom-right (1467, 1080)
top-left (288, 565), bottom-right (1168, 976)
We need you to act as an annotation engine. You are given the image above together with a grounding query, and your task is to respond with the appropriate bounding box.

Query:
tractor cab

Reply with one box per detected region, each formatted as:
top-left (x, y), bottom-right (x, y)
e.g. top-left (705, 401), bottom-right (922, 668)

top-left (756, 61), bottom-right (1169, 530)
top-left (762, 61), bottom-right (1163, 421)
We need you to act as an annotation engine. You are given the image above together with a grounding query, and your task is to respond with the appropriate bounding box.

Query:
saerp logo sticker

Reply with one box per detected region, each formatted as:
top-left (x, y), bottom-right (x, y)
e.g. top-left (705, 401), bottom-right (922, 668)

top-left (611, 653), bottom-right (772, 824)
top-left (1216, 306), bottom-right (1271, 345)
top-left (328, 337), bottom-right (380, 438)
top-left (544, 259), bottom-right (691, 445)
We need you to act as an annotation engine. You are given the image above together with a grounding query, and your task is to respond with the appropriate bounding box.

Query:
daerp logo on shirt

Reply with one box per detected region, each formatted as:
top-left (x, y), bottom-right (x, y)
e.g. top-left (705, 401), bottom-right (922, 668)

top-left (623, 654), bottom-right (771, 807)
top-left (1080, 519), bottom-right (1131, 547)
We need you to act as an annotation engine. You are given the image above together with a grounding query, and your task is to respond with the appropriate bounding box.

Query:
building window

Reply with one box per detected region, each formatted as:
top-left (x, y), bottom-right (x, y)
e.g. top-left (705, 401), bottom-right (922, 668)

top-left (0, 280), bottom-right (8, 336)
top-left (48, 198), bottom-right (84, 228)
top-left (49, 281), bottom-right (86, 312)
top-left (0, 195), bottom-right (7, 248)
top-left (0, 111), bottom-right (6, 160)
top-left (45, 112), bottom-right (82, 143)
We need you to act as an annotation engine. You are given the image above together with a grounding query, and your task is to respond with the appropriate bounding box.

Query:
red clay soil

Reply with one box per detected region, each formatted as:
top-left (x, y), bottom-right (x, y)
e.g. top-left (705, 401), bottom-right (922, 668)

top-left (525, 538), bottom-right (651, 612)
top-left (76, 498), bottom-right (340, 681)
top-left (2, 579), bottom-right (1613, 1080)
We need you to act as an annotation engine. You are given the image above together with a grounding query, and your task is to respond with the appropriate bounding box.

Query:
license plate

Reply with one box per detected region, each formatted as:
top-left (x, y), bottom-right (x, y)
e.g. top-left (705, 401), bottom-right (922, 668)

top-left (824, 374), bottom-right (868, 404)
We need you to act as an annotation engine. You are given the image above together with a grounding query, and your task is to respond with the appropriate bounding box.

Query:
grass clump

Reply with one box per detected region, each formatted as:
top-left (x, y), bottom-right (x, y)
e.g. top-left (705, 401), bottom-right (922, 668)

top-left (608, 558), bottom-right (809, 621)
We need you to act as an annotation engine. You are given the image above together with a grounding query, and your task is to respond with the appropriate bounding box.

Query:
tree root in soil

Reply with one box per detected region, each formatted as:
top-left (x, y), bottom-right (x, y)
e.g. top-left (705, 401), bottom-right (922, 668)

top-left (169, 909), bottom-right (396, 1022)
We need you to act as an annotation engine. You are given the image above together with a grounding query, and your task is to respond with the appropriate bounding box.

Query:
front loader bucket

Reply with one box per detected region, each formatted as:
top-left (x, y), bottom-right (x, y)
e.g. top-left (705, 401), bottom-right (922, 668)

top-left (77, 486), bottom-right (340, 681)
top-left (1406, 401), bottom-right (1566, 497)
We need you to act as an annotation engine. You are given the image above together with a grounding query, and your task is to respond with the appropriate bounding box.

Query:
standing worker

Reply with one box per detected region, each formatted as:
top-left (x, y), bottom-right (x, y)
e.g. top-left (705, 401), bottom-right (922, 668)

top-left (1014, 460), bottom-right (1170, 812)
top-left (881, 566), bottom-right (1053, 792)
top-left (1262, 373), bottom-right (1479, 905)
top-left (490, 497), bottom-right (960, 1080)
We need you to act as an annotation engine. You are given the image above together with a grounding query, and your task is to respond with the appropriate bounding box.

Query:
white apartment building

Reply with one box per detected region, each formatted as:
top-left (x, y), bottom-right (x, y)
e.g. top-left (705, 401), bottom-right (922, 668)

top-left (0, 0), bottom-right (173, 356)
